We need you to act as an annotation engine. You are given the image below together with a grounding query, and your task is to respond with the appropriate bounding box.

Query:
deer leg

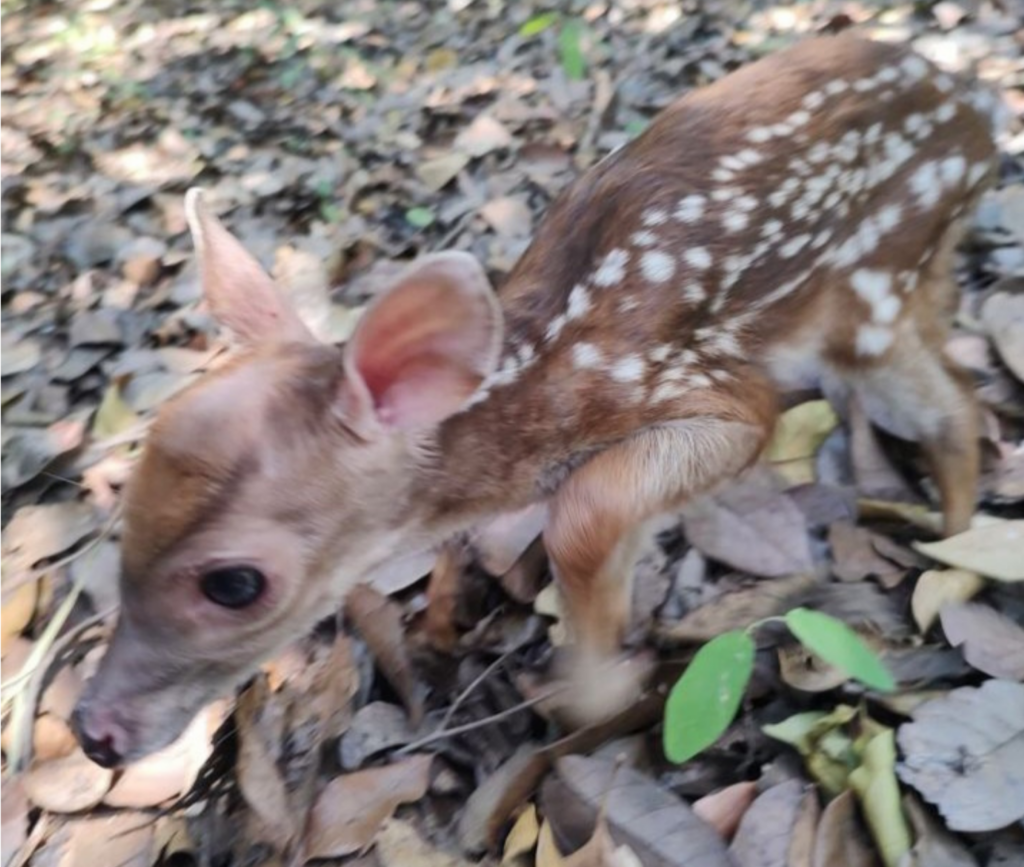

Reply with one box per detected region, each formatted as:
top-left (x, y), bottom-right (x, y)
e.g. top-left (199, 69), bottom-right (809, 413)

top-left (851, 328), bottom-right (979, 536)
top-left (543, 415), bottom-right (769, 718)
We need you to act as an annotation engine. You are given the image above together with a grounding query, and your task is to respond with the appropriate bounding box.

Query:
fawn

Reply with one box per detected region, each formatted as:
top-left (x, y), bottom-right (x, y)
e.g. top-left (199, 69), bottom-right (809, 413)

top-left (73, 32), bottom-right (1001, 767)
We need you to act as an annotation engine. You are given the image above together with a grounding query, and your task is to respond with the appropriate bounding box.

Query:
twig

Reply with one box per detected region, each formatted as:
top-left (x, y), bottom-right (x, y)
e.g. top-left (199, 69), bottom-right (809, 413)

top-left (437, 647), bottom-right (516, 732)
top-left (395, 684), bottom-right (566, 755)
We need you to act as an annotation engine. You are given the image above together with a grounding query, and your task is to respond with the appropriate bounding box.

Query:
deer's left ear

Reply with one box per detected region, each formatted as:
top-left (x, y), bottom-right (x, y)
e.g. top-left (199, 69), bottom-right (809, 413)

top-left (340, 252), bottom-right (503, 433)
top-left (185, 188), bottom-right (314, 345)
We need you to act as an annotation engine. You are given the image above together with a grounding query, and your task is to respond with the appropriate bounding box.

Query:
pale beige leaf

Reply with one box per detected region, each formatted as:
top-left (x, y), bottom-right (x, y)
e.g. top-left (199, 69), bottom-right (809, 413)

top-left (692, 781), bottom-right (758, 842)
top-left (24, 749), bottom-right (113, 813)
top-left (537, 820), bottom-right (568, 867)
top-left (811, 790), bottom-right (878, 867)
top-left (306, 754), bottom-right (432, 859)
top-left (911, 569), bottom-right (984, 633)
top-left (2, 502), bottom-right (99, 577)
top-left (376, 818), bottom-right (474, 867)
top-left (59, 814), bottom-right (153, 867)
top-left (981, 291), bottom-right (1024, 383)
top-left (501, 803), bottom-right (539, 865)
top-left (902, 794), bottom-right (979, 867)
top-left (416, 153), bottom-right (470, 192)
top-left (454, 113), bottom-right (513, 157)
top-left (1, 581), bottom-right (37, 655)
top-left (730, 780), bottom-right (810, 867)
top-left (914, 521), bottom-right (1024, 581)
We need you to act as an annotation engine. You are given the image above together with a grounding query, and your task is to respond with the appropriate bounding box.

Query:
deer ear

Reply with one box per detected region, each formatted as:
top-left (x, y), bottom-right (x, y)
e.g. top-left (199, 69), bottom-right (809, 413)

top-left (184, 188), bottom-right (313, 345)
top-left (340, 252), bottom-right (503, 433)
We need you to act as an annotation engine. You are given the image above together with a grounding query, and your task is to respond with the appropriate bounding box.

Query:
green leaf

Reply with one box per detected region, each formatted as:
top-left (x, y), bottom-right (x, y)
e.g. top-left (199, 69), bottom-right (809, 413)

top-left (663, 630), bottom-right (755, 763)
top-left (785, 608), bottom-right (895, 692)
top-left (558, 20), bottom-right (586, 81)
top-left (405, 206), bottom-right (435, 228)
top-left (519, 12), bottom-right (559, 37)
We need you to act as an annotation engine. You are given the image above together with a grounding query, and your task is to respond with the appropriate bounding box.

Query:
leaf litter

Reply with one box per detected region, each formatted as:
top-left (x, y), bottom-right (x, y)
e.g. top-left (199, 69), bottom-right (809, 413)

top-left (2, 0), bottom-right (1024, 866)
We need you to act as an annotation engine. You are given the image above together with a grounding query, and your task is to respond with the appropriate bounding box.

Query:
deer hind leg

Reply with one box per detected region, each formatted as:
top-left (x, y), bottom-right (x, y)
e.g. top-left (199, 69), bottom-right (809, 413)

top-left (850, 321), bottom-right (979, 537)
top-left (543, 414), bottom-right (770, 719)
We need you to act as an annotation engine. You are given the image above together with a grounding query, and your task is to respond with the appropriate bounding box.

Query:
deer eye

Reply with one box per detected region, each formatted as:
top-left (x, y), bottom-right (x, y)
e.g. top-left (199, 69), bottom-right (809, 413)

top-left (200, 567), bottom-right (265, 609)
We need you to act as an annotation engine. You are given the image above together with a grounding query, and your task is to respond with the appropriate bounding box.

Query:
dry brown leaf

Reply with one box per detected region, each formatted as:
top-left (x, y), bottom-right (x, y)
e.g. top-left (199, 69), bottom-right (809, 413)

top-left (729, 779), bottom-right (813, 867)
top-left (545, 755), bottom-right (731, 867)
top-left (346, 583), bottom-right (424, 723)
top-left (692, 781), bottom-right (759, 842)
top-left (58, 813), bottom-right (154, 867)
top-left (376, 818), bottom-right (474, 867)
top-left (812, 790), bottom-right (879, 867)
top-left (897, 680), bottom-right (1024, 831)
top-left (1, 502), bottom-right (99, 578)
top-left (911, 569), bottom-right (984, 633)
top-left (901, 793), bottom-right (979, 867)
top-left (234, 677), bottom-right (297, 845)
top-left (563, 818), bottom-right (643, 867)
top-left (480, 196), bottom-right (533, 239)
top-left (915, 521), bottom-right (1024, 581)
top-left (1, 777), bottom-right (29, 867)
top-left (455, 114), bottom-right (513, 157)
top-left (981, 291), bottom-right (1024, 383)
top-left (23, 748), bottom-right (113, 813)
top-left (416, 153), bottom-right (470, 192)
top-left (828, 522), bottom-right (905, 586)
top-left (305, 754), bottom-right (432, 859)
top-left (778, 643), bottom-right (851, 693)
top-left (1, 581), bottom-right (37, 656)
top-left (656, 573), bottom-right (816, 644)
top-left (680, 469), bottom-right (814, 577)
top-left (32, 714), bottom-right (77, 762)
top-left (939, 602), bottom-right (1024, 680)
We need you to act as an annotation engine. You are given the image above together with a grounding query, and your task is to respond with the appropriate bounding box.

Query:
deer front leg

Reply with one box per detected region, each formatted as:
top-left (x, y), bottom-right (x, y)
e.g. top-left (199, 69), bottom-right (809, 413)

top-left (544, 415), bottom-right (770, 720)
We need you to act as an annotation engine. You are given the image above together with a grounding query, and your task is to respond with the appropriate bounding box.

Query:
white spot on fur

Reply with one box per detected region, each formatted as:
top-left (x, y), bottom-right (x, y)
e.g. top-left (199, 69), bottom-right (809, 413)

top-left (683, 281), bottom-right (707, 303)
top-left (651, 381), bottom-right (687, 403)
top-left (642, 209), bottom-right (669, 227)
top-left (824, 79), bottom-right (848, 96)
top-left (641, 250), bottom-right (676, 283)
top-left (593, 249), bottom-right (629, 286)
top-left (941, 155), bottom-right (966, 186)
top-left (787, 109), bottom-right (811, 127)
top-left (648, 344), bottom-right (672, 364)
top-left (935, 102), bottom-right (957, 123)
top-left (851, 269), bottom-right (894, 320)
top-left (545, 313), bottom-right (567, 342)
top-left (722, 210), bottom-right (749, 233)
top-left (909, 161), bottom-right (941, 208)
top-left (572, 342), bottom-right (604, 369)
top-left (685, 247), bottom-right (712, 270)
top-left (761, 218), bottom-right (783, 240)
top-left (567, 283), bottom-right (592, 320)
top-left (712, 167), bottom-right (736, 183)
top-left (934, 74), bottom-right (955, 93)
top-left (779, 233), bottom-right (811, 258)
top-left (876, 203), bottom-right (902, 232)
top-left (857, 325), bottom-right (894, 356)
top-left (967, 162), bottom-right (988, 186)
top-left (632, 230), bottom-right (658, 247)
top-left (610, 354), bottom-right (645, 382)
top-left (901, 55), bottom-right (929, 81)
top-left (802, 91), bottom-right (825, 110)
top-left (675, 194), bottom-right (706, 224)
top-left (747, 126), bottom-right (772, 144)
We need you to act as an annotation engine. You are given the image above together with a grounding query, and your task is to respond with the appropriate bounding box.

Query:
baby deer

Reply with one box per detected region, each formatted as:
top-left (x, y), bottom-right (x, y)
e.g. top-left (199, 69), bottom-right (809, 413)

top-left (74, 32), bottom-right (1000, 767)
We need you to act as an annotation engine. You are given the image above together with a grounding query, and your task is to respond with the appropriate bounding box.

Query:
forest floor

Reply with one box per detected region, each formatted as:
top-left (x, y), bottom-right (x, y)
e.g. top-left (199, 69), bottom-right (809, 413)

top-left (1, 1), bottom-right (1023, 866)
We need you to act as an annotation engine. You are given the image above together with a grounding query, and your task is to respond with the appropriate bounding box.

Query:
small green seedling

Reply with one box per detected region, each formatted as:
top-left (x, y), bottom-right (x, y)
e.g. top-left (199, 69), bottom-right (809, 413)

top-left (518, 13), bottom-right (588, 81)
top-left (663, 607), bottom-right (895, 764)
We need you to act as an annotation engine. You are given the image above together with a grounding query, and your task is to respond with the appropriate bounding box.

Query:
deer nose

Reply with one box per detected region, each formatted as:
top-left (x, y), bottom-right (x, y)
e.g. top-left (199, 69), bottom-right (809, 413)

top-left (71, 703), bottom-right (128, 769)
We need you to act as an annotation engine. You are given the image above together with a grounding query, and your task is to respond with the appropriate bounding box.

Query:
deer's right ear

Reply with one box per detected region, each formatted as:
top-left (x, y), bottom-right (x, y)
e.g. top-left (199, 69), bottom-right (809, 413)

top-left (184, 189), bottom-right (314, 345)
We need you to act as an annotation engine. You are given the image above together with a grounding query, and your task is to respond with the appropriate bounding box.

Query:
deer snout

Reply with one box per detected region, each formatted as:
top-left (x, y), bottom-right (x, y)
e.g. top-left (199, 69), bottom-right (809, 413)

top-left (71, 700), bottom-right (132, 768)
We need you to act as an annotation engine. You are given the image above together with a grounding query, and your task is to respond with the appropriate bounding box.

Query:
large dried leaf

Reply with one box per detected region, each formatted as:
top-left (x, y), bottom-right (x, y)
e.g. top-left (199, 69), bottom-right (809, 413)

top-left (812, 790), bottom-right (878, 867)
top-left (59, 813), bottom-right (154, 867)
top-left (939, 602), bottom-right (1024, 680)
top-left (376, 818), bottom-right (476, 867)
top-left (981, 291), bottom-right (1024, 383)
top-left (305, 754), bottom-right (433, 859)
top-left (911, 569), bottom-right (984, 634)
top-left (897, 680), bottom-right (1024, 831)
top-left (681, 470), bottom-right (813, 577)
top-left (23, 749), bottom-right (114, 813)
top-left (914, 521), bottom-right (1024, 581)
top-left (546, 755), bottom-right (731, 867)
top-left (730, 780), bottom-right (817, 867)
top-left (2, 502), bottom-right (99, 576)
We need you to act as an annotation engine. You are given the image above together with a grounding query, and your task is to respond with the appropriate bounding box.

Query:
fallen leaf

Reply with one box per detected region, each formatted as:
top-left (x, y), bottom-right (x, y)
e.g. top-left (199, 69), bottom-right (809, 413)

top-left (502, 804), bottom-right (539, 865)
top-left (730, 779), bottom-right (815, 867)
top-left (681, 469), bottom-right (814, 577)
top-left (828, 522), bottom-right (905, 586)
top-left (339, 701), bottom-right (415, 770)
top-left (914, 521), bottom-right (1024, 581)
top-left (1, 581), bottom-right (37, 655)
top-left (981, 291), bottom-right (1024, 383)
top-left (92, 381), bottom-right (139, 440)
top-left (416, 153), bottom-right (470, 192)
top-left (234, 677), bottom-right (296, 845)
top-left (1, 778), bottom-right (29, 867)
top-left (455, 114), bottom-right (513, 157)
top-left (692, 781), bottom-right (758, 841)
top-left (901, 793), bottom-right (979, 867)
top-left (2, 502), bottom-right (99, 577)
top-left (544, 755), bottom-right (731, 867)
top-left (778, 643), bottom-right (851, 693)
top-left (537, 820), bottom-right (567, 867)
top-left (939, 602), bottom-right (1024, 680)
top-left (59, 813), bottom-right (153, 867)
top-left (345, 584), bottom-right (424, 724)
top-left (305, 754), bottom-right (432, 859)
top-left (376, 818), bottom-right (475, 866)
top-left (1, 336), bottom-right (42, 376)
top-left (763, 706), bottom-right (858, 796)
top-left (811, 789), bottom-right (878, 867)
top-left (911, 569), bottom-right (984, 633)
top-left (480, 196), bottom-right (533, 239)
top-left (848, 728), bottom-right (911, 867)
top-left (767, 399), bottom-right (838, 485)
top-left (23, 748), bottom-right (114, 813)
top-left (897, 680), bottom-right (1024, 831)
